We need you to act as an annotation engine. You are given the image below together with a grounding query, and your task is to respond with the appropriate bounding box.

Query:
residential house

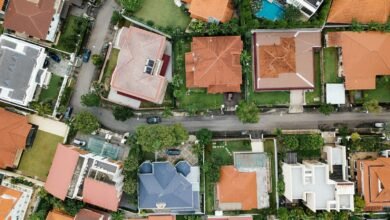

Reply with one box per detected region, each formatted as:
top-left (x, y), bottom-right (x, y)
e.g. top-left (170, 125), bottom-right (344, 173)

top-left (286, 0), bottom-right (324, 18)
top-left (0, 108), bottom-right (32, 169)
top-left (109, 27), bottom-right (171, 109)
top-left (47, 208), bottom-right (110, 220)
top-left (185, 36), bottom-right (243, 93)
top-left (0, 178), bottom-right (34, 220)
top-left (4, 0), bottom-right (65, 42)
top-left (326, 31), bottom-right (390, 90)
top-left (208, 216), bottom-right (253, 220)
top-left (216, 152), bottom-right (270, 210)
top-left (46, 211), bottom-right (73, 220)
top-left (283, 149), bottom-right (355, 213)
top-left (357, 156), bottom-right (390, 211)
top-left (182, 0), bottom-right (234, 23)
top-left (327, 0), bottom-right (390, 24)
top-left (45, 144), bottom-right (124, 211)
top-left (0, 35), bottom-right (51, 106)
top-left (138, 161), bottom-right (201, 213)
top-left (0, 0), bottom-right (8, 18)
top-left (252, 29), bottom-right (321, 91)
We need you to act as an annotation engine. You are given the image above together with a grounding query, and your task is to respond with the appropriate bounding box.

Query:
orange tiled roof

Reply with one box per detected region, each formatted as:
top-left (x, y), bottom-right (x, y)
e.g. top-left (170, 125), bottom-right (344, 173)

top-left (327, 0), bottom-right (390, 24)
top-left (185, 36), bottom-right (243, 93)
top-left (82, 178), bottom-right (120, 211)
top-left (216, 166), bottom-right (257, 210)
top-left (187, 0), bottom-right (233, 23)
top-left (75, 209), bottom-right (109, 220)
top-left (4, 0), bottom-right (56, 40)
top-left (0, 185), bottom-right (22, 220)
top-left (327, 31), bottom-right (390, 90)
top-left (358, 157), bottom-right (390, 211)
top-left (0, 108), bottom-right (31, 169)
top-left (46, 211), bottom-right (73, 220)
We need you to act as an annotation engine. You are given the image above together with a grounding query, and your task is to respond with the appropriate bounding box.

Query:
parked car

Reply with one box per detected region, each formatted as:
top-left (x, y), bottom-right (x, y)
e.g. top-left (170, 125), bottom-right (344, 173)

top-left (146, 116), bottom-right (161, 124)
top-left (82, 48), bottom-right (91, 63)
top-left (64, 106), bottom-right (73, 120)
top-left (43, 59), bottom-right (50, 68)
top-left (166, 149), bottom-right (181, 156)
top-left (73, 139), bottom-right (86, 146)
top-left (374, 122), bottom-right (385, 128)
top-left (48, 52), bottom-right (61, 63)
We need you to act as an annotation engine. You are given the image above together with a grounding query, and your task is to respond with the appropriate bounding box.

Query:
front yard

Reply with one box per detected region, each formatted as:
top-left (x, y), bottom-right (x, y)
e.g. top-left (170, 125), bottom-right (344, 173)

top-left (133, 0), bottom-right (191, 29)
top-left (174, 39), bottom-right (224, 111)
top-left (363, 76), bottom-right (390, 103)
top-left (305, 51), bottom-right (322, 105)
top-left (39, 74), bottom-right (63, 103)
top-left (18, 130), bottom-right (64, 181)
top-left (323, 48), bottom-right (342, 83)
top-left (56, 15), bottom-right (89, 53)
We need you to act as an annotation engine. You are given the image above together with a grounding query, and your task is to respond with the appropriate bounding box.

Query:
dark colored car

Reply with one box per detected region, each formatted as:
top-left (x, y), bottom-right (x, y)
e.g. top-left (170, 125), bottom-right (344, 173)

top-left (43, 59), bottom-right (50, 68)
top-left (146, 116), bottom-right (161, 124)
top-left (48, 52), bottom-right (61, 63)
top-left (166, 149), bottom-right (181, 156)
top-left (64, 106), bottom-right (73, 120)
top-left (82, 48), bottom-right (91, 63)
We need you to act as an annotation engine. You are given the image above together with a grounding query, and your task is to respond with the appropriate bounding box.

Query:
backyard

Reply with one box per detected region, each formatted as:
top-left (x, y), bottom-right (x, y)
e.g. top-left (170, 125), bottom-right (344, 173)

top-left (133, 0), bottom-right (191, 29)
top-left (18, 131), bottom-right (64, 181)
top-left (56, 15), bottom-right (89, 53)
top-left (264, 139), bottom-right (277, 209)
top-left (363, 76), bottom-right (390, 103)
top-left (323, 48), bottom-right (342, 83)
top-left (174, 39), bottom-right (224, 111)
top-left (305, 51), bottom-right (322, 105)
top-left (39, 74), bottom-right (63, 103)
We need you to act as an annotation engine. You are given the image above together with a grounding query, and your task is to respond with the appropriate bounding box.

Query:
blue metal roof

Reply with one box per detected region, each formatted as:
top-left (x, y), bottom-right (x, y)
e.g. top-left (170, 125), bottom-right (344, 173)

top-left (175, 161), bottom-right (191, 177)
top-left (139, 161), bottom-right (153, 174)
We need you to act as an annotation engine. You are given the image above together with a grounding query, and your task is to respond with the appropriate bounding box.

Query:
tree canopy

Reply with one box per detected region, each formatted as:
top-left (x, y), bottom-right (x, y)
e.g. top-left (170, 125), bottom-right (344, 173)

top-left (72, 111), bottom-right (100, 134)
top-left (120, 0), bottom-right (144, 13)
top-left (196, 128), bottom-right (213, 147)
top-left (363, 99), bottom-right (382, 113)
top-left (81, 92), bottom-right (100, 107)
top-left (112, 106), bottom-right (133, 121)
top-left (135, 124), bottom-right (188, 152)
top-left (236, 101), bottom-right (259, 123)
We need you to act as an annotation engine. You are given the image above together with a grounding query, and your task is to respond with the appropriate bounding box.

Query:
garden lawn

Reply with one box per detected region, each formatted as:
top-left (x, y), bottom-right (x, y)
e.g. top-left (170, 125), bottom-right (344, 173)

top-left (56, 16), bottom-right (88, 53)
top-left (102, 48), bottom-right (119, 88)
top-left (323, 48), bottom-right (342, 83)
top-left (364, 76), bottom-right (390, 103)
top-left (264, 139), bottom-right (276, 209)
top-left (212, 140), bottom-right (252, 165)
top-left (18, 130), bottom-right (64, 181)
top-left (134, 0), bottom-right (191, 28)
top-left (305, 51), bottom-right (322, 104)
top-left (39, 74), bottom-right (63, 103)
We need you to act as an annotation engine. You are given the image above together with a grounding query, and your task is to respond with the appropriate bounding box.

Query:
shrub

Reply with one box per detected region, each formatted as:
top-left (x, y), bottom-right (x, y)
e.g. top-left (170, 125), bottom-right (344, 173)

top-left (81, 92), bottom-right (100, 107)
top-left (236, 101), bottom-right (259, 123)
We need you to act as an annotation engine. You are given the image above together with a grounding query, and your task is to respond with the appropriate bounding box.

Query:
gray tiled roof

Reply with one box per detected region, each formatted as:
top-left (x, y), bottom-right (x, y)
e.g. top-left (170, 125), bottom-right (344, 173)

top-left (0, 39), bottom-right (39, 101)
top-left (138, 162), bottom-right (199, 211)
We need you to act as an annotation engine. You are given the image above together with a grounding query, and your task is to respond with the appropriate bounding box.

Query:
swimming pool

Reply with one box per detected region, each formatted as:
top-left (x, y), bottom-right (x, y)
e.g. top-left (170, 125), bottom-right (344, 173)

top-left (255, 0), bottom-right (285, 21)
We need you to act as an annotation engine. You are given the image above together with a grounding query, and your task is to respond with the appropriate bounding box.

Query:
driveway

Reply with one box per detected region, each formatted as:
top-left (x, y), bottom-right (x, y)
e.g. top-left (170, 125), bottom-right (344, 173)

top-left (71, 0), bottom-right (119, 112)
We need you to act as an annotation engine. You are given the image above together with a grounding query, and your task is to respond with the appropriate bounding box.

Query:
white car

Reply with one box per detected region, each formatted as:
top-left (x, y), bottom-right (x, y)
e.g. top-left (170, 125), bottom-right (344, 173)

top-left (73, 139), bottom-right (86, 146)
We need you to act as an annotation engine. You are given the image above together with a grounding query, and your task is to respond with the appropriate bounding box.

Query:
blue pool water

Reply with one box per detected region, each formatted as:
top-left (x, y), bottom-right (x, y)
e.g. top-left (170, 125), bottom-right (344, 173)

top-left (255, 0), bottom-right (285, 21)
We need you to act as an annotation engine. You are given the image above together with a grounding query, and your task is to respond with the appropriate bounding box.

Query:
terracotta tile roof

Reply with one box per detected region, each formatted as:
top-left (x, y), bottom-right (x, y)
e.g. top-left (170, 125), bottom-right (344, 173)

top-left (149, 216), bottom-right (176, 220)
top-left (327, 0), bottom-right (390, 24)
top-left (208, 217), bottom-right (253, 220)
top-left (253, 30), bottom-right (321, 91)
top-left (0, 108), bottom-right (31, 169)
top-left (327, 31), bottom-right (390, 90)
top-left (75, 209), bottom-right (109, 220)
top-left (0, 185), bottom-right (22, 220)
top-left (188, 0), bottom-right (233, 23)
top-left (4, 0), bottom-right (56, 40)
top-left (46, 211), bottom-right (73, 220)
top-left (110, 27), bottom-right (168, 104)
top-left (45, 144), bottom-right (80, 200)
top-left (0, 0), bottom-right (4, 10)
top-left (82, 178), bottom-right (120, 211)
top-left (216, 166), bottom-right (257, 210)
top-left (185, 36), bottom-right (243, 93)
top-left (358, 157), bottom-right (390, 211)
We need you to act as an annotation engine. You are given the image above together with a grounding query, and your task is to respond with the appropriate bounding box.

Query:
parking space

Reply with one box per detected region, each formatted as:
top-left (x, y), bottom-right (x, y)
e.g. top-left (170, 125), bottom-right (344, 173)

top-left (47, 57), bottom-right (71, 77)
top-left (157, 143), bottom-right (199, 165)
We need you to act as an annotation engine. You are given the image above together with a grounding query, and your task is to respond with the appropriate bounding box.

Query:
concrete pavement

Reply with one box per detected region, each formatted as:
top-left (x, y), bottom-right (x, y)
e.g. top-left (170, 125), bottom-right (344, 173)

top-left (71, 0), bottom-right (119, 112)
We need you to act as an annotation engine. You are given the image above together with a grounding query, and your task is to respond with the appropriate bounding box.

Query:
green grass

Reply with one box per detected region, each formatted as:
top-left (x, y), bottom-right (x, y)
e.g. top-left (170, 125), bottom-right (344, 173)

top-left (39, 74), bottom-right (63, 103)
top-left (102, 48), bottom-right (119, 89)
top-left (264, 140), bottom-right (276, 209)
top-left (212, 140), bottom-right (252, 165)
top-left (205, 175), bottom-right (215, 214)
top-left (305, 52), bottom-right (322, 104)
top-left (364, 76), bottom-right (390, 103)
top-left (56, 16), bottom-right (89, 53)
top-left (323, 48), bottom-right (342, 83)
top-left (18, 131), bottom-right (64, 181)
top-left (134, 0), bottom-right (191, 28)
top-left (174, 39), bottom-right (224, 111)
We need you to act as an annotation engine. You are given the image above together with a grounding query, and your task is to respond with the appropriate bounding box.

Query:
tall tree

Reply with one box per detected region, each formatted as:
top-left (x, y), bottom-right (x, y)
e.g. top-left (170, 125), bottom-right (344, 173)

top-left (81, 92), bottom-right (100, 107)
top-left (236, 101), bottom-right (259, 123)
top-left (72, 111), bottom-right (100, 134)
top-left (120, 0), bottom-right (144, 13)
top-left (112, 106), bottom-right (133, 121)
top-left (196, 128), bottom-right (213, 147)
top-left (363, 99), bottom-right (382, 113)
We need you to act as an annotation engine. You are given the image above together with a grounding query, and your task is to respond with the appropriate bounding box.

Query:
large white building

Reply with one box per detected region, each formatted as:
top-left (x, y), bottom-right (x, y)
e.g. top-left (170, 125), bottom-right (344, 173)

top-left (0, 35), bottom-right (50, 106)
top-left (286, 0), bottom-right (324, 18)
top-left (283, 145), bottom-right (354, 212)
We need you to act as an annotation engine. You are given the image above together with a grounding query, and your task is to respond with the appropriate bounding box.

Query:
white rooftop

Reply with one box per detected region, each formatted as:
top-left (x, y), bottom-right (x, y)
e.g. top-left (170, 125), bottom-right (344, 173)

top-left (326, 83), bottom-right (346, 105)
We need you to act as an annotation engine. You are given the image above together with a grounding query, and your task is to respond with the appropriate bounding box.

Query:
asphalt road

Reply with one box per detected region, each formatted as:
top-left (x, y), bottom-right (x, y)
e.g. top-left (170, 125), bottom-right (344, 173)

top-left (71, 0), bottom-right (119, 110)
